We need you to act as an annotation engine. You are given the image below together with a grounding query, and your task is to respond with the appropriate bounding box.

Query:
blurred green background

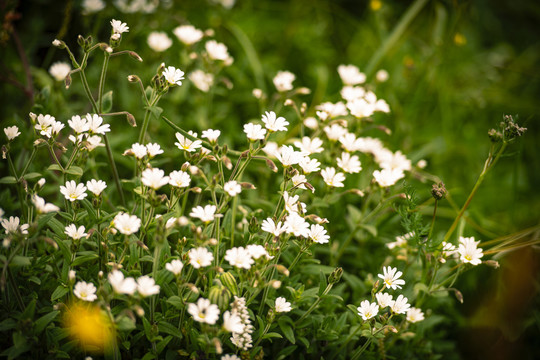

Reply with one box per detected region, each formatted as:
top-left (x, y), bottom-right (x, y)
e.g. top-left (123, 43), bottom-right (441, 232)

top-left (1, 0), bottom-right (539, 358)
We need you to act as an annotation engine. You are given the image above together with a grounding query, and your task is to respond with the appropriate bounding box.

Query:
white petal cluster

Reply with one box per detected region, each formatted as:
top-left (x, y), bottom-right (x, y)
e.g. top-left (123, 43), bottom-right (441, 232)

top-left (173, 25), bottom-right (204, 45)
top-left (284, 212), bottom-right (310, 238)
top-left (189, 70), bottom-right (214, 92)
top-left (111, 19), bottom-right (129, 34)
top-left (137, 275), bottom-right (160, 297)
top-left (294, 136), bottom-right (324, 155)
top-left (390, 294), bottom-right (411, 314)
top-left (375, 292), bottom-right (393, 308)
top-left (357, 300), bottom-right (379, 321)
top-left (373, 168), bottom-right (405, 187)
top-left (276, 145), bottom-right (303, 167)
top-left (49, 61), bottom-right (71, 81)
top-left (205, 40), bottom-right (232, 63)
top-left (189, 205), bottom-right (217, 223)
top-left (4, 126), bottom-right (21, 140)
top-left (275, 297), bottom-right (292, 313)
top-left (243, 123), bottom-right (266, 141)
top-left (224, 180), bottom-right (242, 196)
top-left (141, 168), bottom-right (170, 190)
top-left (60, 181), bottom-right (87, 202)
top-left (321, 167), bottom-right (346, 187)
top-left (108, 270), bottom-right (137, 295)
top-left (64, 224), bottom-right (88, 240)
top-left (147, 31), bottom-right (172, 52)
top-left (73, 281), bottom-right (98, 302)
top-left (308, 224), bottom-right (330, 244)
top-left (32, 195), bottom-right (60, 213)
top-left (338, 64), bottom-right (366, 85)
top-left (261, 218), bottom-right (286, 236)
top-left (261, 111), bottom-right (289, 132)
top-left (273, 71), bottom-right (295, 92)
top-left (406, 307), bottom-right (425, 323)
top-left (169, 170), bottom-right (191, 188)
top-left (162, 66), bottom-right (185, 86)
top-left (1, 216), bottom-right (29, 235)
top-left (175, 131), bottom-right (202, 152)
top-left (188, 298), bottom-right (220, 324)
top-left (225, 247), bottom-right (254, 269)
top-left (337, 152), bottom-right (362, 174)
top-left (457, 236), bottom-right (483, 265)
top-left (165, 259), bottom-right (184, 275)
top-left (188, 247), bottom-right (214, 268)
top-left (378, 266), bottom-right (405, 290)
top-left (113, 212), bottom-right (141, 235)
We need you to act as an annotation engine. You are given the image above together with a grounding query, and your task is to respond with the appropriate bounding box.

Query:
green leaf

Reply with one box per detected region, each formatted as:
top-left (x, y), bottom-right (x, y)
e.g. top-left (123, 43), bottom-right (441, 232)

top-left (156, 335), bottom-right (173, 354)
top-left (262, 332), bottom-right (283, 340)
top-left (318, 270), bottom-right (327, 297)
top-left (146, 105), bottom-right (163, 119)
top-left (34, 310), bottom-right (59, 334)
top-left (102, 90), bottom-right (113, 113)
top-left (71, 253), bottom-right (99, 267)
top-left (65, 166), bottom-right (83, 177)
top-left (80, 199), bottom-right (97, 221)
top-left (166, 296), bottom-right (183, 309)
top-left (47, 164), bottom-right (63, 173)
top-left (116, 316), bottom-right (136, 332)
top-left (278, 317), bottom-right (295, 344)
top-left (276, 345), bottom-right (298, 359)
top-left (0, 319), bottom-right (17, 331)
top-left (10, 255), bottom-right (31, 267)
top-left (48, 217), bottom-right (66, 237)
top-left (359, 223), bottom-right (377, 237)
top-left (0, 176), bottom-right (17, 184)
top-left (158, 321), bottom-right (182, 339)
top-left (51, 285), bottom-right (70, 301)
top-left (22, 172), bottom-right (42, 180)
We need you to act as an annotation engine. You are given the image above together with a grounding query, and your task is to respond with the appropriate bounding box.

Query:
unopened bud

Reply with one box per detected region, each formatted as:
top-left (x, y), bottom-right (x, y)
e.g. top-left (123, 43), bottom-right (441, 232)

top-left (274, 264), bottom-right (290, 277)
top-left (98, 271), bottom-right (103, 278)
top-left (68, 270), bottom-right (76, 282)
top-left (111, 33), bottom-right (121, 41)
top-left (208, 238), bottom-right (218, 246)
top-left (252, 88), bottom-right (263, 99)
top-left (129, 51), bottom-right (143, 62)
top-left (328, 267), bottom-right (343, 284)
top-left (52, 39), bottom-right (65, 48)
top-left (222, 155), bottom-right (232, 170)
top-left (136, 241), bottom-right (149, 251)
top-left (127, 75), bottom-right (139, 82)
top-left (77, 35), bottom-right (85, 47)
top-left (240, 182), bottom-right (256, 190)
top-left (431, 182), bottom-right (447, 200)
top-left (212, 338), bottom-right (223, 355)
top-left (284, 99), bottom-right (294, 106)
top-left (134, 305), bottom-right (145, 317)
top-left (1, 145), bottom-right (7, 159)
top-left (65, 73), bottom-right (72, 89)
top-left (270, 280), bottom-right (282, 289)
top-left (454, 289), bottom-right (463, 303)
top-left (296, 87), bottom-right (311, 95)
top-left (377, 125), bottom-right (392, 135)
top-left (386, 325), bottom-right (398, 333)
top-left (188, 52), bottom-right (198, 60)
top-left (265, 158), bottom-right (278, 172)
top-left (126, 113), bottom-right (137, 127)
top-left (37, 178), bottom-right (46, 187)
top-left (484, 260), bottom-right (500, 269)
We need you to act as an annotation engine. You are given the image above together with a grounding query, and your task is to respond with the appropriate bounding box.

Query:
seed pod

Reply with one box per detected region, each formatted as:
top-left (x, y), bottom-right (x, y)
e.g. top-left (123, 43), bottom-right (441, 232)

top-left (208, 284), bottom-right (231, 311)
top-left (218, 272), bottom-right (238, 296)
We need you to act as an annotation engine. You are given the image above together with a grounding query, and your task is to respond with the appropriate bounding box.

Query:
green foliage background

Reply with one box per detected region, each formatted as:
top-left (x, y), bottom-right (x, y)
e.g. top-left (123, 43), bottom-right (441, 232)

top-left (1, 0), bottom-right (539, 358)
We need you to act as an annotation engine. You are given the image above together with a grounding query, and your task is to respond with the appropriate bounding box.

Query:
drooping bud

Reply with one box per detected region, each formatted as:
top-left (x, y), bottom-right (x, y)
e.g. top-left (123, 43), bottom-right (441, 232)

top-left (129, 51), bottom-right (143, 62)
top-left (126, 113), bottom-right (137, 127)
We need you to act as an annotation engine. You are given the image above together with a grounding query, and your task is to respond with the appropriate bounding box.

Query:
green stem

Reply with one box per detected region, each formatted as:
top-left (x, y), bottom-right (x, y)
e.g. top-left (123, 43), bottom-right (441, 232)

top-left (427, 199), bottom-right (438, 240)
top-left (295, 283), bottom-right (333, 325)
top-left (98, 52), bottom-right (110, 112)
top-left (351, 337), bottom-right (373, 360)
top-left (102, 134), bottom-right (125, 208)
top-left (19, 147), bottom-right (37, 179)
top-left (138, 92), bottom-right (160, 144)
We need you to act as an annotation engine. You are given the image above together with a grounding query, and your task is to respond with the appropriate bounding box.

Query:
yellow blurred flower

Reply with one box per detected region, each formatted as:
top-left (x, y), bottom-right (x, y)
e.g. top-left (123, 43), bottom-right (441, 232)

top-left (371, 0), bottom-right (382, 11)
top-left (64, 302), bottom-right (115, 353)
top-left (454, 33), bottom-right (467, 46)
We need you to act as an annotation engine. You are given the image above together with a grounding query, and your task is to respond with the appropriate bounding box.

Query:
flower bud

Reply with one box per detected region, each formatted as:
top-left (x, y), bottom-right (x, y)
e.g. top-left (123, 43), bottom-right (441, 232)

top-left (328, 267), bottom-right (343, 284)
top-left (284, 99), bottom-right (294, 106)
top-left (484, 260), bottom-right (500, 269)
top-left (64, 73), bottom-right (72, 89)
top-left (52, 39), bottom-right (65, 48)
top-left (208, 284), bottom-right (231, 311)
top-left (217, 272), bottom-right (238, 296)
top-left (129, 51), bottom-right (143, 62)
top-left (431, 182), bottom-right (447, 200)
top-left (126, 112), bottom-right (137, 127)
top-left (249, 216), bottom-right (259, 233)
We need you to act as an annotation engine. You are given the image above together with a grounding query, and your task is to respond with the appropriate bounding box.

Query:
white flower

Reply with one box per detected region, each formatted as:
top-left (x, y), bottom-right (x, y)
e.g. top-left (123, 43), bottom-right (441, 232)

top-left (347, 98), bottom-right (375, 118)
top-left (137, 275), bottom-right (160, 297)
top-left (303, 117), bottom-right (319, 129)
top-left (85, 179), bottom-right (107, 197)
top-left (188, 247), bottom-right (214, 268)
top-left (376, 69), bottom-right (389, 82)
top-left (113, 212), bottom-right (141, 235)
top-left (378, 266), bottom-right (405, 290)
top-left (323, 124), bottom-right (348, 141)
top-left (147, 31), bottom-right (172, 52)
top-left (173, 25), bottom-right (204, 45)
top-left (340, 86), bottom-right (366, 102)
top-left (440, 241), bottom-right (457, 263)
top-left (60, 181), bottom-right (87, 202)
top-left (321, 167), bottom-right (346, 187)
top-left (357, 300), bottom-right (379, 320)
top-left (275, 297), bottom-right (292, 312)
top-left (308, 224), bottom-right (330, 244)
top-left (373, 168), bottom-right (405, 187)
top-left (141, 168), bottom-right (170, 190)
top-left (175, 131), bottom-right (202, 152)
top-left (82, 0), bottom-right (105, 14)
top-left (338, 133), bottom-right (360, 152)
top-left (273, 71), bottom-right (295, 92)
top-left (146, 143), bottom-right (163, 157)
top-left (189, 70), bottom-right (214, 92)
top-left (162, 66), bottom-right (185, 86)
top-left (337, 152), bottom-right (362, 174)
top-left (225, 247), bottom-right (254, 269)
top-left (85, 135), bottom-right (104, 151)
top-left (246, 244), bottom-right (272, 260)
top-left (165, 259), bottom-right (184, 275)
top-left (221, 355), bottom-right (241, 360)
top-left (457, 236), bottom-right (483, 265)
top-left (4, 126), bottom-right (20, 140)
top-left (201, 129), bottom-right (221, 143)
top-left (261, 111), bottom-right (289, 132)
top-left (338, 64), bottom-right (366, 85)
top-left (32, 195), bottom-right (60, 213)
top-left (188, 298), bottom-right (220, 324)
top-left (223, 311), bottom-right (244, 333)
top-left (64, 224), bottom-right (88, 240)
top-left (205, 40), bottom-right (230, 61)
top-left (291, 174), bottom-right (308, 190)
top-left (50, 120), bottom-right (65, 136)
top-left (375, 99), bottom-right (390, 113)
top-left (284, 212), bottom-right (310, 238)
top-left (377, 151), bottom-right (412, 172)
top-left (169, 170), bottom-right (191, 188)
top-left (129, 143), bottom-right (147, 159)
top-left (74, 281), bottom-right (97, 302)
top-left (299, 157), bottom-right (321, 174)
top-left (283, 191), bottom-right (302, 214)
top-left (190, 205), bottom-right (217, 223)
top-left (68, 115), bottom-right (89, 133)
top-left (243, 123), bottom-right (266, 141)
top-left (111, 19), bottom-right (129, 34)
top-left (261, 218), bottom-right (285, 236)
top-left (1, 216), bottom-right (29, 234)
top-left (85, 114), bottom-right (110, 135)
top-left (224, 181), bottom-right (242, 196)
top-left (375, 292), bottom-right (393, 308)
top-left (294, 136), bottom-right (324, 155)
top-left (406, 307), bottom-right (425, 323)
top-left (35, 114), bottom-right (55, 137)
top-left (69, 270), bottom-right (76, 282)
top-left (387, 232), bottom-right (412, 250)
top-left (276, 145), bottom-right (303, 167)
top-left (108, 270), bottom-right (137, 295)
top-left (49, 61), bottom-right (71, 81)
top-left (390, 294), bottom-right (411, 314)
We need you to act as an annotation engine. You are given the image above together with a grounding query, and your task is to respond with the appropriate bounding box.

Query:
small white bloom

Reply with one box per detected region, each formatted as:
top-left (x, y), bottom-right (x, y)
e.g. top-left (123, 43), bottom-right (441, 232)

top-left (337, 152), bottom-right (362, 174)
top-left (68, 115), bottom-right (89, 134)
top-left (457, 236), bottom-right (483, 265)
top-left (86, 179), bottom-right (107, 196)
top-left (165, 259), bottom-right (184, 275)
top-left (340, 86), bottom-right (366, 102)
top-left (169, 170), bottom-right (191, 188)
top-left (373, 168), bottom-right (405, 187)
top-left (291, 174), bottom-right (308, 190)
top-left (50, 120), bottom-right (65, 136)
top-left (201, 129), bottom-right (221, 143)
top-left (188, 247), bottom-right (214, 268)
top-left (162, 66), bottom-right (185, 86)
top-left (378, 266), bottom-right (405, 290)
top-left (440, 241), bottom-right (457, 263)
top-left (406, 307), bottom-right (425, 323)
top-left (82, 0), bottom-right (105, 14)
top-left (1, 216), bottom-right (29, 235)
top-left (190, 205), bottom-right (217, 223)
top-left (221, 355), bottom-right (240, 360)
top-left (261, 111), bottom-right (289, 132)
top-left (275, 297), bottom-right (292, 312)
top-left (111, 19), bottom-right (129, 34)
top-left (32, 195), bottom-right (60, 213)
top-left (147, 31), bottom-right (172, 52)
top-left (60, 180), bottom-right (87, 202)
top-left (273, 71), bottom-right (295, 92)
top-left (321, 167), bottom-right (346, 187)
top-left (261, 218), bottom-right (286, 236)
top-left (205, 40), bottom-right (230, 61)
top-left (146, 143), bottom-right (163, 157)
top-left (276, 145), bottom-right (303, 167)
top-left (338, 64), bottom-right (366, 85)
top-left (34, 114), bottom-right (55, 138)
top-left (137, 275), bottom-right (160, 297)
top-left (129, 143), bottom-right (147, 159)
top-left (294, 136), bottom-right (324, 155)
top-left (64, 224), bottom-right (88, 240)
top-left (246, 244), bottom-right (272, 260)
top-left (85, 114), bottom-right (110, 135)
top-left (225, 247), bottom-right (254, 269)
top-left (4, 126), bottom-right (21, 140)
top-left (175, 131), bottom-right (202, 152)
top-left (188, 298), bottom-right (220, 324)
top-left (347, 98), bottom-right (375, 118)
top-left (378, 150), bottom-right (412, 172)
top-left (284, 212), bottom-right (310, 238)
top-left (141, 168), bottom-right (170, 190)
top-left (108, 270), bottom-right (137, 295)
top-left (85, 135), bottom-right (104, 151)
top-left (243, 123), bottom-right (266, 141)
top-left (390, 294), bottom-right (411, 314)
top-left (173, 25), bottom-right (204, 45)
top-left (323, 124), bottom-right (348, 141)
top-left (387, 232), bottom-right (413, 250)
top-left (299, 157), bottom-right (321, 174)
top-left (223, 311), bottom-right (244, 333)
top-left (357, 300), bottom-right (379, 320)
top-left (113, 212), bottom-right (141, 235)
top-left (375, 292), bottom-right (393, 308)
top-left (189, 70), bottom-right (214, 92)
top-left (49, 61), bottom-right (71, 81)
top-left (308, 224), bottom-right (330, 244)
top-left (376, 69), bottom-right (389, 82)
top-left (224, 180), bottom-right (242, 196)
top-left (303, 117), bottom-right (319, 129)
top-left (74, 281), bottom-right (98, 302)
